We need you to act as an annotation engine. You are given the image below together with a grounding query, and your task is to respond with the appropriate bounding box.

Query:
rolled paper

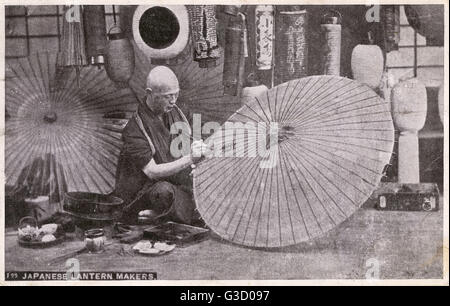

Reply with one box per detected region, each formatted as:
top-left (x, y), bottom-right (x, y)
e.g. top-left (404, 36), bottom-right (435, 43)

top-left (274, 9), bottom-right (309, 85)
top-left (320, 12), bottom-right (341, 76)
top-left (391, 78), bottom-right (427, 133)
top-left (223, 13), bottom-right (246, 96)
top-left (382, 6), bottom-right (400, 52)
top-left (351, 43), bottom-right (384, 89)
top-left (255, 5), bottom-right (274, 71)
top-left (189, 5), bottom-right (220, 68)
top-left (391, 78), bottom-right (427, 184)
top-left (83, 5), bottom-right (107, 66)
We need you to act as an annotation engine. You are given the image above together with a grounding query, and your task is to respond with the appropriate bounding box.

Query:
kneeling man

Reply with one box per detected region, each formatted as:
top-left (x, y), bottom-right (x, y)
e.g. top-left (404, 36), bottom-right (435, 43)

top-left (115, 66), bottom-right (208, 225)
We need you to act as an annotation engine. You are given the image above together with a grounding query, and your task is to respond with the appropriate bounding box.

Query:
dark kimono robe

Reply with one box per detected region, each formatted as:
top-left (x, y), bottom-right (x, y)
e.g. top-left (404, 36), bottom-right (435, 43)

top-left (114, 102), bottom-right (196, 224)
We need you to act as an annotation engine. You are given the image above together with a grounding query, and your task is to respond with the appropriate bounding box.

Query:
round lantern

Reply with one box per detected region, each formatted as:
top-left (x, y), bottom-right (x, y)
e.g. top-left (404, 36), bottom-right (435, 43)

top-left (105, 26), bottom-right (135, 85)
top-left (391, 78), bottom-right (427, 184)
top-left (132, 5), bottom-right (189, 60)
top-left (351, 39), bottom-right (384, 89)
top-left (404, 5), bottom-right (444, 46)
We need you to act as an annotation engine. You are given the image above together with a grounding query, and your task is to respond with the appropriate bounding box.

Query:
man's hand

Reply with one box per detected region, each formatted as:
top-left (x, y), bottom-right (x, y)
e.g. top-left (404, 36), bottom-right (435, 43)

top-left (191, 140), bottom-right (209, 163)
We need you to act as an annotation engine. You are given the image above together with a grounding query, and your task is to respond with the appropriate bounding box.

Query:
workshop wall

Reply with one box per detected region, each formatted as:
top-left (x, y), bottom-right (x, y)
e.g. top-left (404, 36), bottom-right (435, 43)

top-left (4, 4), bottom-right (444, 191)
top-left (5, 5), bottom-right (120, 59)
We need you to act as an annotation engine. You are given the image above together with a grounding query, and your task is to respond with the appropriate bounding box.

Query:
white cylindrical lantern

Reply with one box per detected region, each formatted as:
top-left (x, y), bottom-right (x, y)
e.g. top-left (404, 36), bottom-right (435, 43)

top-left (351, 43), bottom-right (384, 89)
top-left (391, 78), bottom-right (427, 184)
top-left (320, 11), bottom-right (341, 76)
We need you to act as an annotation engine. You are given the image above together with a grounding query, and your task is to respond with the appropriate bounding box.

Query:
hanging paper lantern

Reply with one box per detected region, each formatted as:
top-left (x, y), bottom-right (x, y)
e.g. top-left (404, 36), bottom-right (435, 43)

top-left (189, 5), bottom-right (220, 68)
top-left (223, 13), bottom-right (246, 96)
top-left (255, 5), bottom-right (274, 71)
top-left (320, 11), bottom-right (342, 76)
top-left (274, 9), bottom-right (309, 85)
top-left (105, 26), bottom-right (135, 86)
top-left (382, 6), bottom-right (400, 52)
top-left (132, 5), bottom-right (190, 60)
top-left (391, 78), bottom-right (427, 184)
top-left (438, 82), bottom-right (444, 125)
top-left (83, 5), bottom-right (107, 66)
top-left (404, 5), bottom-right (444, 47)
top-left (351, 34), bottom-right (384, 89)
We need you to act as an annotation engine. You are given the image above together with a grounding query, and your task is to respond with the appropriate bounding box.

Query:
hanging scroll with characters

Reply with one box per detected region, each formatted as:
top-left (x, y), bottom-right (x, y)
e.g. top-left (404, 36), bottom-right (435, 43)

top-left (274, 8), bottom-right (309, 85)
top-left (189, 5), bottom-right (220, 68)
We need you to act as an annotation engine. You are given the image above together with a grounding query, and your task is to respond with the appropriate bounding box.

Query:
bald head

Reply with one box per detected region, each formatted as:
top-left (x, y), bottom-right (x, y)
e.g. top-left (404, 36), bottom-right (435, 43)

top-left (146, 66), bottom-right (179, 95)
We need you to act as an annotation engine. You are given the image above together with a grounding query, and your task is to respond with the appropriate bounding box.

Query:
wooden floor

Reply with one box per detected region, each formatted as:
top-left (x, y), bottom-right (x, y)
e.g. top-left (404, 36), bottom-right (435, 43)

top-left (5, 200), bottom-right (444, 280)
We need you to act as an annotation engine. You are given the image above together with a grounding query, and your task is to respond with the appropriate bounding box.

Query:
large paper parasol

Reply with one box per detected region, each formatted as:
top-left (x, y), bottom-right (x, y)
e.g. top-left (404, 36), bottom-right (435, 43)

top-left (5, 52), bottom-right (138, 202)
top-left (128, 41), bottom-right (242, 124)
top-left (193, 75), bottom-right (395, 248)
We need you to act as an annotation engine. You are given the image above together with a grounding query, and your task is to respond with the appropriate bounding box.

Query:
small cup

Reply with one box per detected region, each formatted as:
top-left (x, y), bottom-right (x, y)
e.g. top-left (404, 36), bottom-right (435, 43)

top-left (84, 229), bottom-right (105, 253)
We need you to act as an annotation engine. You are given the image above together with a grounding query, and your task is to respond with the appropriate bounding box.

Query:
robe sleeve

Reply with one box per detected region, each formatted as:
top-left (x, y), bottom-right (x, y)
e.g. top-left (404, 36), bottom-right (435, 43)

top-left (121, 119), bottom-right (156, 170)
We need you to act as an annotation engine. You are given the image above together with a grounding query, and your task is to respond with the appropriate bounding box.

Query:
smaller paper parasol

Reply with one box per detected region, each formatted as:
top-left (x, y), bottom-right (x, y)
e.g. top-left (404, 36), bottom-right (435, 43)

top-left (5, 52), bottom-right (138, 203)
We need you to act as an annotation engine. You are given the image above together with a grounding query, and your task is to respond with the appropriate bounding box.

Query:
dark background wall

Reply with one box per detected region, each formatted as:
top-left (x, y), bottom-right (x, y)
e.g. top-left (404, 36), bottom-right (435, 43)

top-left (5, 5), bottom-right (444, 190)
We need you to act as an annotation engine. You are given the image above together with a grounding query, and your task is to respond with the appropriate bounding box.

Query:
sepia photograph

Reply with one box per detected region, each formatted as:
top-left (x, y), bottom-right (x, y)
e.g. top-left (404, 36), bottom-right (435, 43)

top-left (0, 1), bottom-right (448, 287)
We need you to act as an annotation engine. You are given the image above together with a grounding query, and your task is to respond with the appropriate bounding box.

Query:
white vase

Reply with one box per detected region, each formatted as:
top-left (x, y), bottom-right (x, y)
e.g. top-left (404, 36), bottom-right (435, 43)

top-left (391, 78), bottom-right (427, 184)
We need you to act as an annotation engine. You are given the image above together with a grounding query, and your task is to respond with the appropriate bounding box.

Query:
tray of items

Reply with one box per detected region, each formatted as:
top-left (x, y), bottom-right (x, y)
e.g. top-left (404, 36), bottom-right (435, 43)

top-left (17, 217), bottom-right (65, 248)
top-left (143, 222), bottom-right (209, 247)
top-left (132, 240), bottom-right (176, 256)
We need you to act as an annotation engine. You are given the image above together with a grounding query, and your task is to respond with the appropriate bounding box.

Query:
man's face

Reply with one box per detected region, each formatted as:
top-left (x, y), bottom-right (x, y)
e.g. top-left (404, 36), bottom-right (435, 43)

top-left (149, 91), bottom-right (179, 113)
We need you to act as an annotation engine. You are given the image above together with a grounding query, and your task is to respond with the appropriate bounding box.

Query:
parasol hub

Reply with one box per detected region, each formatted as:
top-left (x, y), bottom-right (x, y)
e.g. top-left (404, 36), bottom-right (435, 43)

top-left (263, 125), bottom-right (294, 150)
top-left (277, 125), bottom-right (295, 144)
top-left (43, 112), bottom-right (58, 124)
